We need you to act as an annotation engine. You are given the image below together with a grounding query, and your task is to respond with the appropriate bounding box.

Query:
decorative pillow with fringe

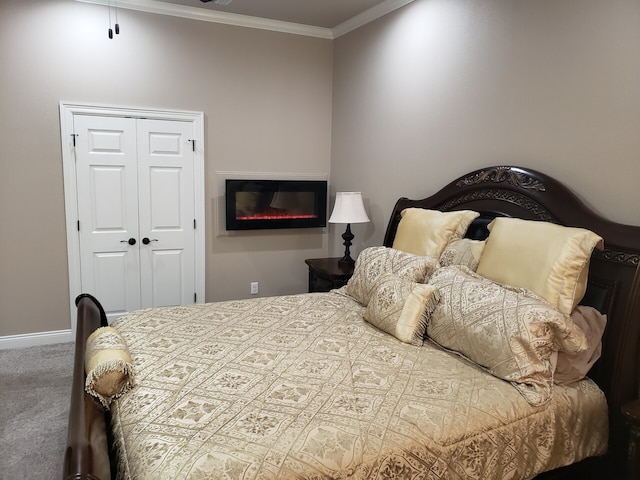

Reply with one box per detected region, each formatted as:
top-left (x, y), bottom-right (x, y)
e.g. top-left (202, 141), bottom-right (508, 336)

top-left (345, 246), bottom-right (439, 307)
top-left (364, 272), bottom-right (441, 345)
top-left (85, 326), bottom-right (135, 409)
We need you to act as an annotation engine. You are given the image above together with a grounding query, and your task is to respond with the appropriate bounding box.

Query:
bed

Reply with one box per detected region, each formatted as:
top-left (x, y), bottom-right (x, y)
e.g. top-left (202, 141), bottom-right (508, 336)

top-left (63, 165), bottom-right (640, 480)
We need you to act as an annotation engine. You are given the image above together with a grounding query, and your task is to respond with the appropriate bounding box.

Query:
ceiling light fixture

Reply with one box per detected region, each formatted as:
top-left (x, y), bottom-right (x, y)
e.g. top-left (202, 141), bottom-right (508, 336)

top-left (107, 0), bottom-right (120, 39)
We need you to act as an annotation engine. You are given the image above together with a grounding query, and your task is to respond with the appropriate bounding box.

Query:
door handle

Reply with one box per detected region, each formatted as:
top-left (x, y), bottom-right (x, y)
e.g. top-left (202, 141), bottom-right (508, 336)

top-left (120, 238), bottom-right (136, 246)
top-left (142, 237), bottom-right (158, 245)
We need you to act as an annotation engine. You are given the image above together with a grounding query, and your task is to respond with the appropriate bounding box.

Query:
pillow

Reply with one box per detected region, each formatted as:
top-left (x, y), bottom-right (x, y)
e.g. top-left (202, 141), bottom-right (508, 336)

top-left (426, 266), bottom-right (587, 406)
top-left (363, 273), bottom-right (441, 345)
top-left (554, 305), bottom-right (607, 385)
top-left (439, 238), bottom-right (485, 272)
top-left (476, 218), bottom-right (603, 315)
top-left (85, 326), bottom-right (135, 409)
top-left (345, 246), bottom-right (439, 306)
top-left (392, 208), bottom-right (480, 258)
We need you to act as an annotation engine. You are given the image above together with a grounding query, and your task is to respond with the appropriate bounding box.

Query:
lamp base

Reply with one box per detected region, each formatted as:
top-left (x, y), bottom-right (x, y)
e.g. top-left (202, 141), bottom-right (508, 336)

top-left (337, 255), bottom-right (355, 269)
top-left (338, 223), bottom-right (355, 268)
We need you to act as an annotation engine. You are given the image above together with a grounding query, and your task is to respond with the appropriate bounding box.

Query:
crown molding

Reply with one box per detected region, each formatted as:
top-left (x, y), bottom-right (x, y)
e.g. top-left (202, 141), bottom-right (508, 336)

top-left (333, 0), bottom-right (416, 38)
top-left (74, 0), bottom-right (416, 39)
top-left (74, 0), bottom-right (333, 39)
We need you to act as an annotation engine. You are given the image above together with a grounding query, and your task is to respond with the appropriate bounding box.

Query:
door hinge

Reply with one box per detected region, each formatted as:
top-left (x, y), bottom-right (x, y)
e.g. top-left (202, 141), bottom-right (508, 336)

top-left (77, 220), bottom-right (80, 231)
top-left (188, 139), bottom-right (195, 152)
top-left (71, 133), bottom-right (78, 147)
top-left (194, 219), bottom-right (197, 229)
top-left (194, 292), bottom-right (197, 302)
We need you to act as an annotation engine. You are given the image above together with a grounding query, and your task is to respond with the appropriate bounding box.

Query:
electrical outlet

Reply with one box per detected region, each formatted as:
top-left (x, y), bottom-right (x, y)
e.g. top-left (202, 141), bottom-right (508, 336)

top-left (250, 282), bottom-right (259, 295)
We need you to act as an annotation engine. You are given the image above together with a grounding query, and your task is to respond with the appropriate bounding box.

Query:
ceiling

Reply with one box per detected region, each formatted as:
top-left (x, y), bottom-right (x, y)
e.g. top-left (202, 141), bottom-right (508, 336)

top-left (154, 0), bottom-right (391, 29)
top-left (78, 0), bottom-right (414, 38)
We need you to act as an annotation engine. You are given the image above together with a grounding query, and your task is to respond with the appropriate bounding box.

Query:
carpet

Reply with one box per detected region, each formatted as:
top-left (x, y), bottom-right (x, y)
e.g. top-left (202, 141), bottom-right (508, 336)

top-left (0, 342), bottom-right (75, 479)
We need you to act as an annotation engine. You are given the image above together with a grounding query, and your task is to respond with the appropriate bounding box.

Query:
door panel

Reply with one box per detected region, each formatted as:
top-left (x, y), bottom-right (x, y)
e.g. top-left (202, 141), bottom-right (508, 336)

top-left (91, 252), bottom-right (131, 316)
top-left (137, 119), bottom-right (195, 308)
top-left (90, 166), bottom-right (128, 231)
top-left (149, 167), bottom-right (182, 229)
top-left (75, 115), bottom-right (140, 323)
top-left (149, 250), bottom-right (184, 307)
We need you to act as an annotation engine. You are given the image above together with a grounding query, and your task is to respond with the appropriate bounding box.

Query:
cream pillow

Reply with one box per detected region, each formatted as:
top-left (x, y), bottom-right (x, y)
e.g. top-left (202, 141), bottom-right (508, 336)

top-left (476, 218), bottom-right (603, 315)
top-left (364, 273), bottom-right (440, 345)
top-left (85, 326), bottom-right (135, 409)
top-left (554, 305), bottom-right (607, 385)
top-left (392, 208), bottom-right (480, 258)
top-left (427, 266), bottom-right (587, 406)
top-left (439, 238), bottom-right (485, 272)
top-left (345, 246), bottom-right (439, 306)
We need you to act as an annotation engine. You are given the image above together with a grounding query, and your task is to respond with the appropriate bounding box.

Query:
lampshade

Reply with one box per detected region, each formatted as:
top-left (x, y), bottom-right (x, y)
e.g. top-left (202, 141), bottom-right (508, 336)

top-left (328, 192), bottom-right (370, 224)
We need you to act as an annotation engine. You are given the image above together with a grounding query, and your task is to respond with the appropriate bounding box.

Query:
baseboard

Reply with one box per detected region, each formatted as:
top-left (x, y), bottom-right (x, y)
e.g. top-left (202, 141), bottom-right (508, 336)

top-left (0, 329), bottom-right (74, 349)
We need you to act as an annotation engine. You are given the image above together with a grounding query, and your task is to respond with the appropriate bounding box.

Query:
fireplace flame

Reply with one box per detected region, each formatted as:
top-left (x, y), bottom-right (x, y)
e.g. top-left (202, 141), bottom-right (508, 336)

top-left (237, 213), bottom-right (317, 220)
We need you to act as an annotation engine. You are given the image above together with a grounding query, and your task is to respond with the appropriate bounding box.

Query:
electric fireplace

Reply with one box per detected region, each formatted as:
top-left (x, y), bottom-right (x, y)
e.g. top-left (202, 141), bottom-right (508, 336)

top-left (225, 179), bottom-right (327, 230)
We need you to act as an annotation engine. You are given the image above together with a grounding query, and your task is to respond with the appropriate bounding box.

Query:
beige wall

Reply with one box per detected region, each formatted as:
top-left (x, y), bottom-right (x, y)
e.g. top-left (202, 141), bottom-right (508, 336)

top-left (330, 0), bottom-right (640, 257)
top-left (3, 0), bottom-right (640, 339)
top-left (0, 0), bottom-right (333, 336)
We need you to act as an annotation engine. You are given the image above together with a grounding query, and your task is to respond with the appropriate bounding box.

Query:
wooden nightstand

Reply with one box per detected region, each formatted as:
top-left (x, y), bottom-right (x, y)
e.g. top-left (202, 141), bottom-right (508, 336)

top-left (305, 257), bottom-right (354, 293)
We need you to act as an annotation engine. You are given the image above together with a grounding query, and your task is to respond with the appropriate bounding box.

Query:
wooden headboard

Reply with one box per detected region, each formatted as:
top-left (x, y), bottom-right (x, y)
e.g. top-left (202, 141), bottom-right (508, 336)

top-left (382, 165), bottom-right (640, 477)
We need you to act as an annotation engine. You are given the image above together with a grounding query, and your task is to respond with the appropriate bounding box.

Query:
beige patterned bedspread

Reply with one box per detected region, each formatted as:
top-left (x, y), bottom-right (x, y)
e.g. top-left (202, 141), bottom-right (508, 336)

top-left (111, 291), bottom-right (607, 480)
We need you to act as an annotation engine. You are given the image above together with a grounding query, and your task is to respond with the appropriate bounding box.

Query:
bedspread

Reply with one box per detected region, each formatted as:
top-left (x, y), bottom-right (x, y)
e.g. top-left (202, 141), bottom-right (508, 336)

top-left (110, 291), bottom-right (607, 480)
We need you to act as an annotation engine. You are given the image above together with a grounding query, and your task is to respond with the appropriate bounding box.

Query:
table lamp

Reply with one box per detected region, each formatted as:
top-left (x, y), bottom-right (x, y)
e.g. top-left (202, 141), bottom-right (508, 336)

top-left (328, 192), bottom-right (370, 267)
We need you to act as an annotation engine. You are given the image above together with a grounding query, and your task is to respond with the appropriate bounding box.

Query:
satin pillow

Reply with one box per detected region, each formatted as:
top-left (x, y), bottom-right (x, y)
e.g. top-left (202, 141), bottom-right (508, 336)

top-left (554, 305), bottom-right (607, 385)
top-left (392, 208), bottom-right (479, 258)
top-left (476, 218), bottom-right (603, 315)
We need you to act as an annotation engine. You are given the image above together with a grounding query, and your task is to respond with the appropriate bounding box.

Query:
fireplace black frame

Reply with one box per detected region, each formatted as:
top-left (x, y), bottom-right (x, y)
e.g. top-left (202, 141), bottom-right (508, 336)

top-left (225, 179), bottom-right (327, 231)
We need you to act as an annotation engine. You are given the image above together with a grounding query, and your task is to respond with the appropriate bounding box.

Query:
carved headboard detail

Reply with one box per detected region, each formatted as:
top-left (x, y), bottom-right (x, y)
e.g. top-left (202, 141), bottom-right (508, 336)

top-left (455, 165), bottom-right (547, 191)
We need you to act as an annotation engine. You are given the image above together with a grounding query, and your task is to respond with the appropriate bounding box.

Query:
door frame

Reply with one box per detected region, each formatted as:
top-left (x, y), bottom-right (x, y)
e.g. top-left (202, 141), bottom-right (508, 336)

top-left (60, 102), bottom-right (205, 333)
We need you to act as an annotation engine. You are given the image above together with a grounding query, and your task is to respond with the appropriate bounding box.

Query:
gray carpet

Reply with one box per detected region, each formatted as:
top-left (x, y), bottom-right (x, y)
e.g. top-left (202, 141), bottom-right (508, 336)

top-left (0, 342), bottom-right (75, 479)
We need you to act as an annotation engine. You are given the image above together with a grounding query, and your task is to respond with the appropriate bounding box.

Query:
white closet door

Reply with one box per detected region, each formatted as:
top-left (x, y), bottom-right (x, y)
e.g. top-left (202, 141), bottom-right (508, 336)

top-left (137, 119), bottom-right (196, 308)
top-left (74, 115), bottom-right (141, 323)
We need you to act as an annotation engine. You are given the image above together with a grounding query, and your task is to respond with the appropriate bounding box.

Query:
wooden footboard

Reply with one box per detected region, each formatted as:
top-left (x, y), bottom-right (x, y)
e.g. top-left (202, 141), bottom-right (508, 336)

top-left (62, 294), bottom-right (111, 480)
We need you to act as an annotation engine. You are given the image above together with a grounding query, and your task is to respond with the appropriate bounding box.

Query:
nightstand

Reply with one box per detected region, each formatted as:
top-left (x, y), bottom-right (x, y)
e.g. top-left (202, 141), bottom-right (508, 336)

top-left (305, 257), bottom-right (354, 293)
